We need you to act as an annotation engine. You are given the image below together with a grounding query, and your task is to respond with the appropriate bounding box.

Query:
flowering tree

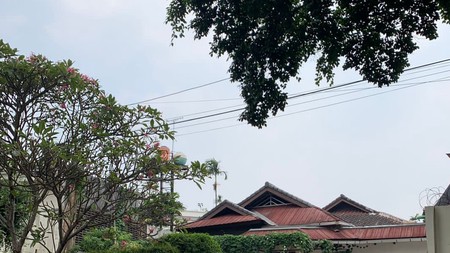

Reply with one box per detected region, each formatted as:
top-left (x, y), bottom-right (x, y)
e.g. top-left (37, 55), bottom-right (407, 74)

top-left (0, 40), bottom-right (208, 253)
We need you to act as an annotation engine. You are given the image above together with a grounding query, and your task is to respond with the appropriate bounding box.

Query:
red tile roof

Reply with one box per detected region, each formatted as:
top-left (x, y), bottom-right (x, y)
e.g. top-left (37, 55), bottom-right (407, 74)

top-left (252, 205), bottom-right (340, 225)
top-left (185, 214), bottom-right (260, 228)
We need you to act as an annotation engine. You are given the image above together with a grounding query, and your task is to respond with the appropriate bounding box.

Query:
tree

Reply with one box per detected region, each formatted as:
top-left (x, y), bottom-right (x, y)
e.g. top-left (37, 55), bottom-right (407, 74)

top-left (205, 159), bottom-right (227, 206)
top-left (0, 40), bottom-right (209, 253)
top-left (166, 0), bottom-right (450, 128)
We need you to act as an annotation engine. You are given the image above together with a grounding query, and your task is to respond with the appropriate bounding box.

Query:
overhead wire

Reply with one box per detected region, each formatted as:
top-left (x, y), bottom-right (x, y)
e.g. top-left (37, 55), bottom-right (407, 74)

top-left (175, 76), bottom-right (450, 130)
top-left (171, 59), bottom-right (450, 126)
top-left (123, 58), bottom-right (450, 131)
top-left (125, 77), bottom-right (230, 106)
top-left (176, 76), bottom-right (450, 137)
top-left (164, 59), bottom-right (450, 122)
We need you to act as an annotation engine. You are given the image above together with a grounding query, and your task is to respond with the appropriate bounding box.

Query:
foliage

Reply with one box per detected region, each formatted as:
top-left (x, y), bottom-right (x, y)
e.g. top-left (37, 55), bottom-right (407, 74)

top-left (166, 0), bottom-right (448, 127)
top-left (315, 240), bottom-right (334, 253)
top-left (161, 233), bottom-right (222, 253)
top-left (0, 180), bottom-right (30, 244)
top-left (78, 243), bottom-right (179, 253)
top-left (0, 40), bottom-right (210, 253)
top-left (214, 232), bottom-right (313, 253)
top-left (77, 227), bottom-right (133, 252)
top-left (77, 231), bottom-right (217, 253)
top-left (75, 228), bottom-right (180, 253)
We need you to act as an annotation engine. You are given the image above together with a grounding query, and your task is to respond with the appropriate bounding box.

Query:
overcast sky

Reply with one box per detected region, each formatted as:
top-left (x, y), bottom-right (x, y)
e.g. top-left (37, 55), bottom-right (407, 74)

top-left (1, 0), bottom-right (450, 220)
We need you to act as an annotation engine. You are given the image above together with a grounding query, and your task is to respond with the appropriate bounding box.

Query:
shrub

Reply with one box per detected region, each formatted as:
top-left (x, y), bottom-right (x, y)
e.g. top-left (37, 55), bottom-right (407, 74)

top-left (79, 242), bottom-right (178, 253)
top-left (161, 233), bottom-right (222, 253)
top-left (214, 233), bottom-right (314, 253)
top-left (77, 227), bottom-right (133, 252)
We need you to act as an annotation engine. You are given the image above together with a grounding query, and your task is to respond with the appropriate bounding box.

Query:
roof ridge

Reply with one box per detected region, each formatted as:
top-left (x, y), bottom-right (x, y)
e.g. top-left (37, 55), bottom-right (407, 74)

top-left (324, 194), bottom-right (376, 213)
top-left (238, 182), bottom-right (316, 208)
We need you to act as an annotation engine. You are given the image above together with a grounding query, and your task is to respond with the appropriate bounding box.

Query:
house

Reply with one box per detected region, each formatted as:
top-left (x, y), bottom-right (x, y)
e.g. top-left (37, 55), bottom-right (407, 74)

top-left (186, 182), bottom-right (426, 253)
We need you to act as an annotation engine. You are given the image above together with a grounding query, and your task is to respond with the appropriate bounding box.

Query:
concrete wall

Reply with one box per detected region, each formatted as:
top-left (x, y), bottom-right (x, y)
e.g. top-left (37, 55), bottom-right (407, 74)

top-left (23, 194), bottom-right (59, 253)
top-left (351, 241), bottom-right (426, 253)
top-left (311, 241), bottom-right (426, 253)
top-left (426, 205), bottom-right (450, 253)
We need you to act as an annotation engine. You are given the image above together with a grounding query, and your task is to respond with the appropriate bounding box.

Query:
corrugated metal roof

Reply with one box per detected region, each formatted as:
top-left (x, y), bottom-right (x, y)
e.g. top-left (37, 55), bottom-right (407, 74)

top-left (253, 205), bottom-right (339, 225)
top-left (244, 224), bottom-right (426, 241)
top-left (185, 214), bottom-right (260, 228)
top-left (349, 225), bottom-right (426, 240)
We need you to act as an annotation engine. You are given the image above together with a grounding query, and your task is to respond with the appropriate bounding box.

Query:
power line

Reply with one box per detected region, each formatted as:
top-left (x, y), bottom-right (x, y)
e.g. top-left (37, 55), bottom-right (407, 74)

top-left (175, 77), bottom-right (450, 130)
top-left (176, 77), bottom-right (450, 137)
top-left (142, 97), bottom-right (241, 104)
top-left (126, 77), bottom-right (231, 106)
top-left (171, 58), bottom-right (450, 126)
top-left (128, 58), bottom-right (450, 107)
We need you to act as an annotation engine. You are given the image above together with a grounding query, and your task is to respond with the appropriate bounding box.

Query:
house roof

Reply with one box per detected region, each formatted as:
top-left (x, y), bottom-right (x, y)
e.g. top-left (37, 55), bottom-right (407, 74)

top-left (185, 200), bottom-right (273, 229)
top-left (252, 205), bottom-right (340, 226)
top-left (324, 194), bottom-right (376, 213)
top-left (201, 200), bottom-right (258, 220)
top-left (245, 224), bottom-right (426, 241)
top-left (324, 194), bottom-right (408, 226)
top-left (435, 184), bottom-right (450, 206)
top-left (238, 182), bottom-right (315, 209)
top-left (185, 182), bottom-right (422, 242)
top-left (186, 214), bottom-right (261, 228)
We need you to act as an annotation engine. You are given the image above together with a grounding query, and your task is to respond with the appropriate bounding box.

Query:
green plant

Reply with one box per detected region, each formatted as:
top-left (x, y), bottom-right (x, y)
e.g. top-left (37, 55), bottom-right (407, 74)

top-left (0, 39), bottom-right (210, 253)
top-left (162, 233), bottom-right (222, 253)
top-left (74, 242), bottom-right (178, 253)
top-left (214, 233), bottom-right (315, 253)
top-left (78, 227), bottom-right (133, 252)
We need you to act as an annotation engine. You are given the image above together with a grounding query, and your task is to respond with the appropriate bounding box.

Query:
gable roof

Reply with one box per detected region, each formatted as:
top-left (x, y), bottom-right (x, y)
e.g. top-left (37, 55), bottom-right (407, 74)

top-left (238, 182), bottom-right (315, 209)
top-left (324, 194), bottom-right (408, 226)
top-left (201, 200), bottom-right (257, 220)
top-left (435, 184), bottom-right (450, 206)
top-left (185, 200), bottom-right (275, 229)
top-left (324, 194), bottom-right (375, 213)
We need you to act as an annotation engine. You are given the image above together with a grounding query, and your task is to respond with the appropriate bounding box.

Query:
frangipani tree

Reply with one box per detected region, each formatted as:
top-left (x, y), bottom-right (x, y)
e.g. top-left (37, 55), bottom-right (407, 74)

top-left (0, 40), bottom-right (208, 253)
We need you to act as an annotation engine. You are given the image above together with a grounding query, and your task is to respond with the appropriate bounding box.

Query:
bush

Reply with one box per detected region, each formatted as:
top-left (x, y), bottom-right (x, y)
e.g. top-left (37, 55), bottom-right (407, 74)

top-left (161, 233), bottom-right (222, 253)
top-left (80, 242), bottom-right (178, 253)
top-left (77, 227), bottom-right (133, 252)
top-left (214, 233), bottom-right (314, 253)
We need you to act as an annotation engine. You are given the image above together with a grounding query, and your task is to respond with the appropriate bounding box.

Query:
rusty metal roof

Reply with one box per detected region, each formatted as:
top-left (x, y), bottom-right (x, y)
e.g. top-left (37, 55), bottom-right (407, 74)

top-left (348, 224), bottom-right (426, 240)
top-left (252, 205), bottom-right (340, 225)
top-left (244, 224), bottom-right (426, 241)
top-left (185, 214), bottom-right (260, 228)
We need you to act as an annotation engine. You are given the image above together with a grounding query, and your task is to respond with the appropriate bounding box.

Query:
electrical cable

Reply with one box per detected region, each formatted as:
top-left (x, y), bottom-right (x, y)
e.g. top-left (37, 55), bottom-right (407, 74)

top-left (171, 59), bottom-right (450, 125)
top-left (176, 77), bottom-right (450, 136)
top-left (126, 77), bottom-right (230, 106)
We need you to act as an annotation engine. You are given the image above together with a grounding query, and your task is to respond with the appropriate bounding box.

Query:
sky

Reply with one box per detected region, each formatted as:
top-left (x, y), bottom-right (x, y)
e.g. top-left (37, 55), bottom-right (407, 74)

top-left (1, 0), bottom-right (450, 220)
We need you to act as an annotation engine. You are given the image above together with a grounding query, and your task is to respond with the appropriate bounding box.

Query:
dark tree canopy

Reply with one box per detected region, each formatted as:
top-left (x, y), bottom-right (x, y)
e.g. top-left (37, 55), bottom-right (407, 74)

top-left (167, 0), bottom-right (448, 127)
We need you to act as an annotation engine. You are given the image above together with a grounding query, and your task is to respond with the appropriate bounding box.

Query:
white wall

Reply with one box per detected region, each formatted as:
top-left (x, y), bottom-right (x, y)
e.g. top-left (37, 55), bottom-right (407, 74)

top-left (351, 241), bottom-right (426, 253)
top-left (23, 194), bottom-right (59, 253)
top-left (426, 205), bottom-right (450, 253)
top-left (312, 241), bottom-right (426, 253)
